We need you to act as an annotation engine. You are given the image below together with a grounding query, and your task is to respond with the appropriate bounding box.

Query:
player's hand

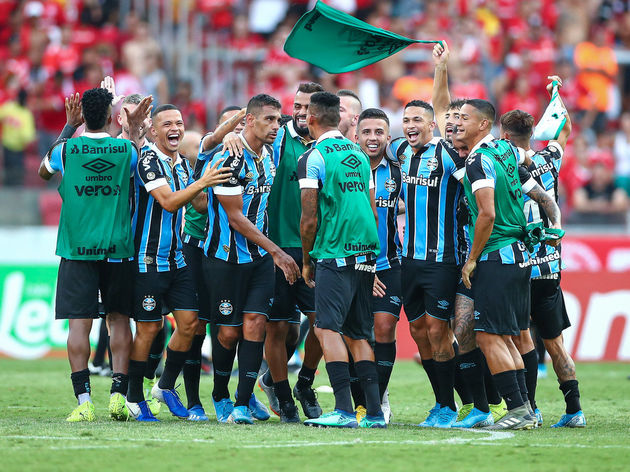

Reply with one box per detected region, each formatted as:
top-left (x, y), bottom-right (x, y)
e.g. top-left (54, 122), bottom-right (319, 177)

top-left (546, 75), bottom-right (563, 96)
top-left (432, 41), bottom-right (449, 66)
top-left (302, 260), bottom-right (315, 288)
top-left (65, 93), bottom-right (84, 128)
top-left (123, 95), bottom-right (153, 131)
top-left (223, 132), bottom-right (244, 157)
top-left (273, 250), bottom-right (301, 285)
top-left (373, 274), bottom-right (386, 298)
top-left (462, 258), bottom-right (476, 290)
top-left (200, 158), bottom-right (233, 187)
top-left (101, 75), bottom-right (125, 106)
top-left (547, 223), bottom-right (563, 247)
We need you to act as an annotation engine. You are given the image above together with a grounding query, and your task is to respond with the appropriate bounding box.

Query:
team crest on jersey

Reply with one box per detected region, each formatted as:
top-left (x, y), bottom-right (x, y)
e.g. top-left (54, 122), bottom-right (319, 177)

top-left (427, 157), bottom-right (439, 172)
top-left (144, 256), bottom-right (154, 265)
top-left (228, 176), bottom-right (238, 185)
top-left (222, 244), bottom-right (230, 253)
top-left (219, 300), bottom-right (233, 316)
top-left (384, 178), bottom-right (397, 193)
top-left (143, 296), bottom-right (156, 311)
top-left (166, 175), bottom-right (172, 183)
top-left (269, 161), bottom-right (276, 177)
top-left (146, 172), bottom-right (156, 180)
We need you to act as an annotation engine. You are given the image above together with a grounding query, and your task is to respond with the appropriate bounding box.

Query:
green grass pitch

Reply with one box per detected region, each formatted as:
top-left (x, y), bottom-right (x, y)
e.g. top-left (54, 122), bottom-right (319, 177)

top-left (1, 358), bottom-right (628, 471)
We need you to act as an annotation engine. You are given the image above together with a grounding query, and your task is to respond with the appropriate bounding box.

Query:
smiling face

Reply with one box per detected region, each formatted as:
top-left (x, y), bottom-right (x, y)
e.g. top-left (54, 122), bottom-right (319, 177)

top-left (402, 106), bottom-right (435, 150)
top-left (444, 106), bottom-right (461, 142)
top-left (151, 109), bottom-right (185, 155)
top-left (292, 91), bottom-right (314, 136)
top-left (357, 117), bottom-right (390, 160)
top-left (454, 103), bottom-right (490, 149)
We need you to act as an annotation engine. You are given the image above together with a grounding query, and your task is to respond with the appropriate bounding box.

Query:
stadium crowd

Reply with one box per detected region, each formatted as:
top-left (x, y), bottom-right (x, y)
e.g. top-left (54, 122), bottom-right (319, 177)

top-left (1, 0), bottom-right (630, 222)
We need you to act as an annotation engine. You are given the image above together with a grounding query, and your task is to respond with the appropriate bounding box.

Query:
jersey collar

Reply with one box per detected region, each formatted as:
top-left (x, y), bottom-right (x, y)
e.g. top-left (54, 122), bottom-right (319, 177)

top-left (316, 129), bottom-right (344, 145)
top-left (153, 144), bottom-right (182, 166)
top-left (468, 133), bottom-right (495, 156)
top-left (82, 132), bottom-right (111, 139)
top-left (238, 132), bottom-right (269, 161)
top-left (412, 137), bottom-right (441, 157)
top-left (287, 120), bottom-right (315, 146)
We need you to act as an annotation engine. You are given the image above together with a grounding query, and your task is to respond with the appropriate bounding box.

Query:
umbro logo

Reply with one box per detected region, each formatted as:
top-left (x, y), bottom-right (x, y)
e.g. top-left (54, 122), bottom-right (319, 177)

top-left (82, 158), bottom-right (115, 174)
top-left (341, 154), bottom-right (362, 170)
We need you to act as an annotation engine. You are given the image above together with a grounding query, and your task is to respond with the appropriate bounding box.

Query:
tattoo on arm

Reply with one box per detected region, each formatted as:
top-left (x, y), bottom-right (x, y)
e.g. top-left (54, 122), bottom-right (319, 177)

top-left (527, 183), bottom-right (561, 227)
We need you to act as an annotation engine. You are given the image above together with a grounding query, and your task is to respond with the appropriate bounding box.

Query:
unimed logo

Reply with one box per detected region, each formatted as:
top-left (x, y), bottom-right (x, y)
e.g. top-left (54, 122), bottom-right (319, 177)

top-left (82, 158), bottom-right (115, 174)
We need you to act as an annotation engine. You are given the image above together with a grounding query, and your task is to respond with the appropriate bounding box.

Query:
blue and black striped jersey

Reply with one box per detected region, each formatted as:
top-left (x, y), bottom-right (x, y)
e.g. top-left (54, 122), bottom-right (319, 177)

top-left (373, 150), bottom-right (402, 271)
top-left (523, 142), bottom-right (564, 277)
top-left (133, 146), bottom-right (192, 273)
top-left (390, 137), bottom-right (466, 264)
top-left (203, 135), bottom-right (275, 264)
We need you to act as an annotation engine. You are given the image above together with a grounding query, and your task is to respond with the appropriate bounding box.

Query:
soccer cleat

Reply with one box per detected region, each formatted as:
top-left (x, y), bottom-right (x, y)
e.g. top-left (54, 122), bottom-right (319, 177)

top-left (453, 408), bottom-right (494, 428)
top-left (187, 404), bottom-right (209, 421)
top-left (293, 384), bottom-right (322, 419)
top-left (355, 405), bottom-right (367, 423)
top-left (484, 405), bottom-right (536, 430)
top-left (538, 363), bottom-right (548, 379)
top-left (66, 401), bottom-right (96, 422)
top-left (258, 373), bottom-right (280, 416)
top-left (457, 403), bottom-right (473, 422)
top-left (144, 377), bottom-right (161, 416)
top-left (109, 392), bottom-right (129, 421)
top-left (418, 403), bottom-right (441, 427)
top-left (524, 400), bottom-right (538, 427)
top-left (489, 399), bottom-right (508, 423)
top-left (126, 400), bottom-right (159, 422)
top-left (304, 409), bottom-right (358, 428)
top-left (151, 384), bottom-right (189, 418)
top-left (381, 389), bottom-right (392, 424)
top-left (535, 408), bottom-right (543, 426)
top-left (359, 414), bottom-right (387, 429)
top-left (551, 410), bottom-right (586, 428)
top-left (279, 401), bottom-right (301, 423)
top-left (212, 397), bottom-right (234, 423)
top-left (228, 405), bottom-right (254, 424)
top-left (434, 406), bottom-right (458, 428)
top-left (249, 393), bottom-right (270, 421)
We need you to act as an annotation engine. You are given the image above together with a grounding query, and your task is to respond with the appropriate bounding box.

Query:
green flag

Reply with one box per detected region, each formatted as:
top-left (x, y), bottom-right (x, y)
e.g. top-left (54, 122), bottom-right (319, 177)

top-left (284, 1), bottom-right (441, 74)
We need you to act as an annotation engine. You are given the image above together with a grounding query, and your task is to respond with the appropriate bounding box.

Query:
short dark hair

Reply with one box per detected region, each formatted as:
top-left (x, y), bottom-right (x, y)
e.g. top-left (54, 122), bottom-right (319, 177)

top-left (337, 89), bottom-right (362, 108)
top-left (358, 108), bottom-right (390, 127)
top-left (122, 94), bottom-right (144, 106)
top-left (246, 94), bottom-right (282, 116)
top-left (297, 82), bottom-right (325, 94)
top-left (448, 99), bottom-right (466, 111)
top-left (152, 104), bottom-right (180, 119)
top-left (464, 99), bottom-right (496, 124)
top-left (500, 109), bottom-right (535, 140)
top-left (404, 100), bottom-right (434, 119)
top-left (218, 105), bottom-right (242, 121)
top-left (81, 88), bottom-right (113, 130)
top-left (310, 91), bottom-right (340, 128)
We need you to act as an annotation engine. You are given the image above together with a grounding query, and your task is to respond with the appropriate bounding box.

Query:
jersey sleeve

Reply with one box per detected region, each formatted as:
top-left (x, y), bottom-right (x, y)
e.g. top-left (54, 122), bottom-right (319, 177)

top-left (518, 165), bottom-right (537, 193)
top-left (442, 141), bottom-right (466, 181)
top-left (466, 152), bottom-right (496, 192)
top-left (137, 151), bottom-right (168, 192)
top-left (541, 142), bottom-right (563, 172)
top-left (129, 144), bottom-right (138, 177)
top-left (298, 148), bottom-right (325, 189)
top-left (212, 149), bottom-right (245, 196)
top-left (45, 142), bottom-right (64, 174)
top-left (197, 132), bottom-right (217, 162)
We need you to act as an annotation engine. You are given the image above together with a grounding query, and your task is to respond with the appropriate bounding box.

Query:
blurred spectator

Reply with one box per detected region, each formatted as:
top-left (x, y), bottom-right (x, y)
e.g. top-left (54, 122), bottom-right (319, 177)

top-left (172, 81), bottom-right (207, 132)
top-left (614, 111), bottom-right (630, 195)
top-left (572, 150), bottom-right (630, 223)
top-left (30, 71), bottom-right (67, 158)
top-left (0, 89), bottom-right (35, 186)
top-left (141, 51), bottom-right (169, 107)
top-left (499, 73), bottom-right (540, 119)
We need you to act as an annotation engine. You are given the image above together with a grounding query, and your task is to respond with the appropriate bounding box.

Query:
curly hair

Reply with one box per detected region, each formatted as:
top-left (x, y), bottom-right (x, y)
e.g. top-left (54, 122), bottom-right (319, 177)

top-left (81, 88), bottom-right (113, 130)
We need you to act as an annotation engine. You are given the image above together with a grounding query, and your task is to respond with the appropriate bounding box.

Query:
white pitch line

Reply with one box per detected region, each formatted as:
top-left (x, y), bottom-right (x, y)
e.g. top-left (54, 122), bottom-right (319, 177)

top-left (1, 435), bottom-right (216, 444)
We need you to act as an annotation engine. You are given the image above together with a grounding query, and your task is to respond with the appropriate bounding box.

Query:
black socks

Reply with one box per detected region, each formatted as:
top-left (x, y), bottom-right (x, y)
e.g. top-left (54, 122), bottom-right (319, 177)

top-left (158, 347), bottom-right (187, 390)
top-left (521, 349), bottom-right (538, 409)
top-left (110, 373), bottom-right (129, 395)
top-left (70, 368), bottom-right (90, 398)
top-left (235, 340), bottom-right (264, 407)
top-left (421, 359), bottom-right (440, 404)
top-left (560, 380), bottom-right (581, 414)
top-left (325, 361), bottom-right (353, 413)
top-left (127, 360), bottom-right (147, 403)
top-left (212, 339), bottom-right (237, 402)
top-left (434, 358), bottom-right (456, 411)
top-left (355, 360), bottom-right (383, 417)
top-left (493, 370), bottom-right (524, 411)
top-left (458, 348), bottom-right (489, 413)
top-left (184, 334), bottom-right (205, 408)
top-left (374, 341), bottom-right (396, 398)
top-left (296, 366), bottom-right (316, 391)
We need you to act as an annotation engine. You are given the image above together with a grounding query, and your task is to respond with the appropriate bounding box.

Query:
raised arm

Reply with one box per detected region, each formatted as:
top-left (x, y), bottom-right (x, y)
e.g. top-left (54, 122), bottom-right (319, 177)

top-left (431, 41), bottom-right (451, 138)
top-left (202, 108), bottom-right (246, 152)
top-left (546, 75), bottom-right (572, 150)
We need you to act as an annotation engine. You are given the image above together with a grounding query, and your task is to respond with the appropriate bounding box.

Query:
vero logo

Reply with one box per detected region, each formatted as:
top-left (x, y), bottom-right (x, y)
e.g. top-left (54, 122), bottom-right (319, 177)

top-left (341, 154), bottom-right (361, 170)
top-left (82, 158), bottom-right (115, 174)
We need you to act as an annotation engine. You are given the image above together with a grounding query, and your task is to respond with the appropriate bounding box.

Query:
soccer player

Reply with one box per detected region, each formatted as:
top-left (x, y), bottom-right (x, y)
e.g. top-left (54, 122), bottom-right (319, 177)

top-left (125, 104), bottom-right (233, 421)
top-left (197, 94), bottom-right (300, 425)
top-left (337, 89), bottom-right (362, 140)
top-left (356, 108), bottom-right (402, 424)
top-left (299, 91), bottom-right (384, 428)
top-left (389, 100), bottom-right (465, 428)
top-left (179, 106), bottom-right (246, 421)
top-left (499, 80), bottom-right (585, 428)
top-left (457, 99), bottom-right (562, 430)
top-left (37, 88), bottom-right (150, 422)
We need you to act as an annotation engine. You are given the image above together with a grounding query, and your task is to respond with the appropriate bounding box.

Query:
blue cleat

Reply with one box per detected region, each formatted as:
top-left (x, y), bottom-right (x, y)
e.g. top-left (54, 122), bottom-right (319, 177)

top-left (418, 403), bottom-right (441, 427)
top-left (304, 409), bottom-right (358, 428)
top-left (187, 404), bottom-right (209, 421)
top-left (228, 405), bottom-right (254, 424)
top-left (359, 414), bottom-right (387, 428)
top-left (127, 400), bottom-right (160, 422)
top-left (249, 393), bottom-right (270, 421)
top-left (453, 408), bottom-right (494, 428)
top-left (551, 410), bottom-right (586, 428)
top-left (434, 406), bottom-right (458, 428)
top-left (535, 408), bottom-right (543, 426)
top-left (151, 384), bottom-right (189, 418)
top-left (213, 397), bottom-right (234, 423)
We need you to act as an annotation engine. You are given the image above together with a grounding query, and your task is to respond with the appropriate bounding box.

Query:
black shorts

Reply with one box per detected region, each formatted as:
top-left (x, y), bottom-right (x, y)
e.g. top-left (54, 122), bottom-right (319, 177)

top-left (182, 238), bottom-right (211, 322)
top-left (315, 259), bottom-right (375, 340)
top-left (456, 272), bottom-right (474, 300)
top-left (269, 247), bottom-right (314, 323)
top-left (372, 263), bottom-right (402, 318)
top-left (55, 259), bottom-right (134, 319)
top-left (401, 258), bottom-right (459, 322)
top-left (203, 254), bottom-right (275, 327)
top-left (134, 266), bottom-right (198, 322)
top-left (530, 275), bottom-right (571, 340)
top-left (473, 261), bottom-right (531, 336)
